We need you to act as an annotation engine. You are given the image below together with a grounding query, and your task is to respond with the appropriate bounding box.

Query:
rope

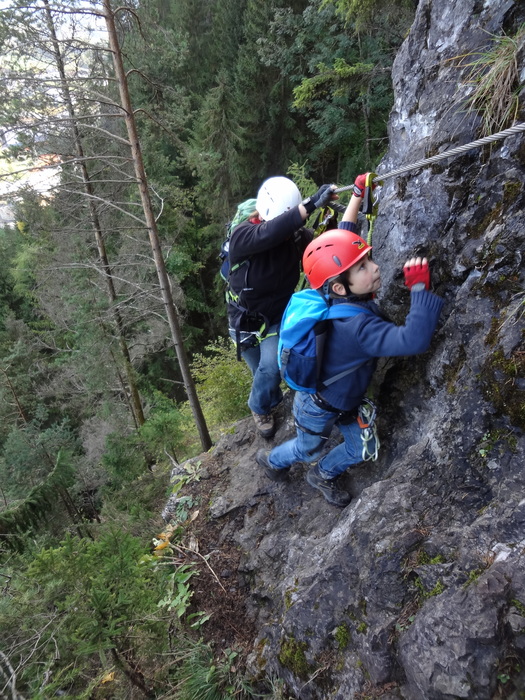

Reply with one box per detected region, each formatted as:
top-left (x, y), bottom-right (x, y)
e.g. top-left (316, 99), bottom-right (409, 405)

top-left (334, 121), bottom-right (525, 192)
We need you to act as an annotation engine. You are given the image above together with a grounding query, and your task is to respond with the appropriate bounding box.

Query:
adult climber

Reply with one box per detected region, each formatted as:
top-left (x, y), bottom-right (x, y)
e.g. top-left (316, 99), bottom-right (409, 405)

top-left (227, 176), bottom-right (337, 437)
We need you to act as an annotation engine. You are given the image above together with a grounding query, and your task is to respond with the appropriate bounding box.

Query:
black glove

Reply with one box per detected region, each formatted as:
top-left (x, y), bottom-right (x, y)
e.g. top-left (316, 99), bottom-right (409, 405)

top-left (302, 184), bottom-right (335, 214)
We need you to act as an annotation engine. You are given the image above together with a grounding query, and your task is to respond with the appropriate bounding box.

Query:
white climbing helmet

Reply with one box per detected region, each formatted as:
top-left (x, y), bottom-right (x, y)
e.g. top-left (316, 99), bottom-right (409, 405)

top-left (255, 176), bottom-right (302, 221)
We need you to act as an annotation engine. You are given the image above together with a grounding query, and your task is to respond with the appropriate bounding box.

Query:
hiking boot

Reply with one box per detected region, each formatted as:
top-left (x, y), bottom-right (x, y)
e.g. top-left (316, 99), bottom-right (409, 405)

top-left (306, 464), bottom-right (351, 507)
top-left (251, 411), bottom-right (275, 438)
top-left (256, 449), bottom-right (290, 482)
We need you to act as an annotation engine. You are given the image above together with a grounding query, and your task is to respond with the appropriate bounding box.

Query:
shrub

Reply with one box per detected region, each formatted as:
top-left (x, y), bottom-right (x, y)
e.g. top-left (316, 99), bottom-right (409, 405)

top-left (139, 389), bottom-right (186, 462)
top-left (1, 529), bottom-right (168, 697)
top-left (191, 337), bottom-right (252, 427)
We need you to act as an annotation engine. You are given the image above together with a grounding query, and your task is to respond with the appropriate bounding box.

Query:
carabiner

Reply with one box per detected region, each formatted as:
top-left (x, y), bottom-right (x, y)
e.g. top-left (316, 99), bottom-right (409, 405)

top-left (357, 398), bottom-right (377, 429)
top-left (362, 172), bottom-right (377, 217)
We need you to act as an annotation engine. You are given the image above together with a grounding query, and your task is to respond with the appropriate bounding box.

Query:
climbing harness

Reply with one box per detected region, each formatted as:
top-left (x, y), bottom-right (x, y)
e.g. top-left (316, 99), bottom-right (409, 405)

top-left (228, 312), bottom-right (272, 360)
top-left (357, 398), bottom-right (380, 462)
top-left (334, 121), bottom-right (525, 193)
top-left (293, 395), bottom-right (379, 463)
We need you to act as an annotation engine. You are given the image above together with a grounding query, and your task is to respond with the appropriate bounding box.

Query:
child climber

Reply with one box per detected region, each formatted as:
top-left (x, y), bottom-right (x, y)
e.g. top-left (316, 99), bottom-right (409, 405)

top-left (256, 174), bottom-right (444, 507)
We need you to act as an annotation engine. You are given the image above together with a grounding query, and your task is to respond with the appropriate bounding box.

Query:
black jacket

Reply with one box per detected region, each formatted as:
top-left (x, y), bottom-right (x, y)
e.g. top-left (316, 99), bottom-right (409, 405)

top-left (227, 207), bottom-right (312, 332)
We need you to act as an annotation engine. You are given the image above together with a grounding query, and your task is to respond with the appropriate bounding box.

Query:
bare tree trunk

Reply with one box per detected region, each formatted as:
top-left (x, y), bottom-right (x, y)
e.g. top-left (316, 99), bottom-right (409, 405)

top-left (0, 368), bottom-right (28, 423)
top-left (43, 0), bottom-right (145, 427)
top-left (103, 0), bottom-right (212, 451)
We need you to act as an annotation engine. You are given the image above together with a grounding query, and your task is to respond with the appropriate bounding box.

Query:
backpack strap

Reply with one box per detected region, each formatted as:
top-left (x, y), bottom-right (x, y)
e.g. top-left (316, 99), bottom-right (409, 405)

top-left (320, 358), bottom-right (373, 387)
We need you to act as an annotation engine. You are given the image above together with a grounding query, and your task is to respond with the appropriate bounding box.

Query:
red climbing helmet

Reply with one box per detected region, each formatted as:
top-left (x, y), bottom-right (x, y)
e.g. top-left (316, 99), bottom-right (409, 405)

top-left (302, 229), bottom-right (372, 290)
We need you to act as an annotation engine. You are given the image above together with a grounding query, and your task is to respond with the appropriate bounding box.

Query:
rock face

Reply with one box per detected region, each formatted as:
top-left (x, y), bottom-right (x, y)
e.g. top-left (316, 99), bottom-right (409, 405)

top-left (171, 0), bottom-right (525, 697)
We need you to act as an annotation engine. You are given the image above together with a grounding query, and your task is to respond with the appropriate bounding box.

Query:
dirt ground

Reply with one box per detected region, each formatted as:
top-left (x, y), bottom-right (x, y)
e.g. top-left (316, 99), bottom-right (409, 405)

top-left (174, 456), bottom-right (257, 655)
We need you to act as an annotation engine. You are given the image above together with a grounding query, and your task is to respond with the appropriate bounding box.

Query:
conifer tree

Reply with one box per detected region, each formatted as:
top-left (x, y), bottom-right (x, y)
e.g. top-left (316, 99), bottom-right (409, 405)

top-left (234, 0), bottom-right (294, 184)
top-left (41, 0), bottom-right (145, 426)
top-left (1, 0), bottom-right (212, 451)
top-left (190, 70), bottom-right (247, 218)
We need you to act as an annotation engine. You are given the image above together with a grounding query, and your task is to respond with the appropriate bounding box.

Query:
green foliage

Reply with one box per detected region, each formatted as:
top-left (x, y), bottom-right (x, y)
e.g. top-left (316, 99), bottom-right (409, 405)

top-left (166, 494), bottom-right (197, 524)
top-left (189, 70), bottom-right (247, 219)
top-left (512, 598), bottom-right (525, 617)
top-left (232, 0), bottom-right (300, 187)
top-left (139, 389), bottom-right (186, 461)
top-left (0, 227), bottom-right (27, 322)
top-left (168, 640), bottom-right (256, 699)
top-left (414, 549), bottom-right (446, 566)
top-left (0, 518), bottom-right (263, 697)
top-left (157, 562), bottom-right (210, 627)
top-left (0, 415), bottom-right (80, 500)
top-left (414, 576), bottom-right (445, 599)
top-left (0, 529), bottom-right (168, 696)
top-left (327, 0), bottom-right (415, 33)
top-left (30, 530), bottom-right (163, 651)
top-left (293, 59), bottom-right (375, 109)
top-left (11, 240), bottom-right (41, 305)
top-left (334, 623), bottom-right (350, 649)
top-left (278, 637), bottom-right (310, 679)
top-left (191, 337), bottom-right (252, 427)
top-left (0, 336), bottom-right (52, 443)
top-left (462, 567), bottom-right (485, 588)
top-left (99, 469), bottom-right (172, 539)
top-left (101, 431), bottom-right (151, 489)
top-left (286, 162), bottom-right (317, 199)
top-left (257, 0), bottom-right (403, 180)
top-left (0, 448), bottom-right (75, 550)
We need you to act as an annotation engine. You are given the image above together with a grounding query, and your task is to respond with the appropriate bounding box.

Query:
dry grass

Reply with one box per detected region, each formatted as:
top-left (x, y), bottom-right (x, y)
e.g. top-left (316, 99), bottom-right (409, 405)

top-left (451, 24), bottom-right (525, 135)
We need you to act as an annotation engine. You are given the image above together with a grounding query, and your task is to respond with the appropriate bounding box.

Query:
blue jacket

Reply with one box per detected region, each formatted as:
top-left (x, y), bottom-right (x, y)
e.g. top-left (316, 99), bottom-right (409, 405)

top-left (318, 290), bottom-right (444, 411)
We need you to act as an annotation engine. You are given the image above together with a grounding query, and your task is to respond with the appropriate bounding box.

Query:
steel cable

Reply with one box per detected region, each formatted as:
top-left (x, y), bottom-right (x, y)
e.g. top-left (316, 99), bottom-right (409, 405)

top-left (334, 121), bottom-right (525, 193)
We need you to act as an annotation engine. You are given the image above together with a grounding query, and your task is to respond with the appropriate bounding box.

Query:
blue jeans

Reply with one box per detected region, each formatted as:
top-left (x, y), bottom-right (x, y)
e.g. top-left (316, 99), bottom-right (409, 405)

top-left (237, 323), bottom-right (283, 415)
top-left (268, 391), bottom-right (375, 479)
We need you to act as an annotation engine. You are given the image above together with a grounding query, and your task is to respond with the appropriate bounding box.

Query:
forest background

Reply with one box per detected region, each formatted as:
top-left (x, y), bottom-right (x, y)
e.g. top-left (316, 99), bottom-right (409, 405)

top-left (0, 0), bottom-right (416, 697)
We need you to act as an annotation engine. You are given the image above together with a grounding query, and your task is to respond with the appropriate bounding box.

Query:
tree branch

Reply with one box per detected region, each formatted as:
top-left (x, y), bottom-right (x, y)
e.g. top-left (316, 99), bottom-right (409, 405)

top-left (0, 650), bottom-right (26, 700)
top-left (0, 155), bottom-right (133, 181)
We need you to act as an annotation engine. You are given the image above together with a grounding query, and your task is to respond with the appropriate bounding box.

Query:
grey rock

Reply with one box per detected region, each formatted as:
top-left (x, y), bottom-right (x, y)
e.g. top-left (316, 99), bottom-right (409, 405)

top-left (166, 1), bottom-right (525, 697)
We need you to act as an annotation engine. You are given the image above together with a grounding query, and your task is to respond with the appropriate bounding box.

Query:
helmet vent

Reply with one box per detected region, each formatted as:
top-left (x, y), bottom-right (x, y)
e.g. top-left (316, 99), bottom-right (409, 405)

top-left (332, 255), bottom-right (342, 267)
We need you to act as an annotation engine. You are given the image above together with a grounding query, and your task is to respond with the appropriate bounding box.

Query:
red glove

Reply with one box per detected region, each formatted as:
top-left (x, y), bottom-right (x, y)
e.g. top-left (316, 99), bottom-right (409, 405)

top-left (403, 258), bottom-right (430, 290)
top-left (353, 172), bottom-right (376, 198)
